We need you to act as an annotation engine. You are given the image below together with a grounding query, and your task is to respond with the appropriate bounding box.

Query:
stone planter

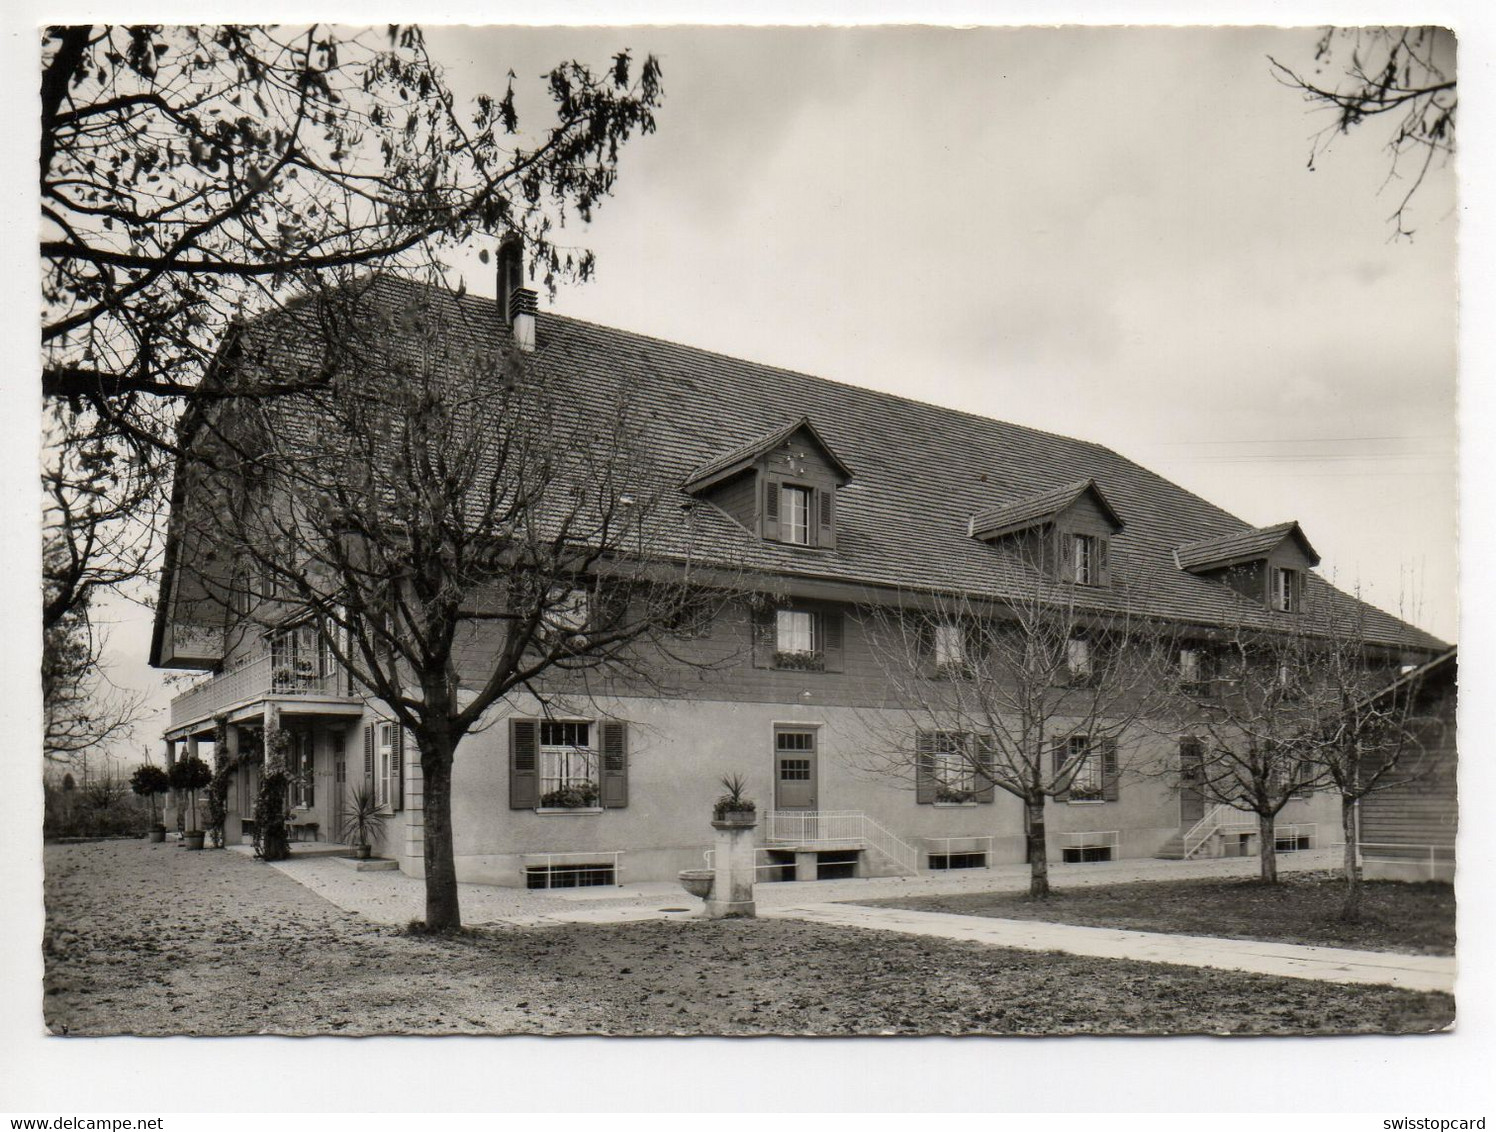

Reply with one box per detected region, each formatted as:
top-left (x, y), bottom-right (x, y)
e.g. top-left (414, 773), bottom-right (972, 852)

top-left (352, 843), bottom-right (372, 860)
top-left (183, 831), bottom-right (206, 851)
top-left (148, 827), bottom-right (166, 844)
top-left (677, 868), bottom-right (715, 900)
top-left (711, 813), bottom-right (758, 828)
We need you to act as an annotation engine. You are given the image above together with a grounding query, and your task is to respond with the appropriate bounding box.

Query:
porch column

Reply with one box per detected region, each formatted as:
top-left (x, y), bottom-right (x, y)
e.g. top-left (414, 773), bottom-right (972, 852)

top-left (223, 722), bottom-right (242, 841)
top-left (164, 739), bottom-right (180, 832)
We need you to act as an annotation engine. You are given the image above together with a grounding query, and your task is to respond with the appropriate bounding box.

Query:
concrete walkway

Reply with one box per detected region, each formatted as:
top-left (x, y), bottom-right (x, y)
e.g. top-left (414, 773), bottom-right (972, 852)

top-left (759, 902), bottom-right (1457, 994)
top-left (243, 845), bottom-right (1454, 994)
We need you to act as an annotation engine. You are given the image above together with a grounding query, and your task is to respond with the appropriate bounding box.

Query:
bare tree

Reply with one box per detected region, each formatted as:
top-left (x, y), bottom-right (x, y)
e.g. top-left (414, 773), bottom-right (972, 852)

top-left (1166, 586), bottom-right (1430, 888)
top-left (39, 24), bottom-right (664, 656)
top-left (1270, 27), bottom-right (1455, 238)
top-left (43, 603), bottom-right (147, 766)
top-left (858, 573), bottom-right (1173, 898)
top-left (180, 281), bottom-right (710, 927)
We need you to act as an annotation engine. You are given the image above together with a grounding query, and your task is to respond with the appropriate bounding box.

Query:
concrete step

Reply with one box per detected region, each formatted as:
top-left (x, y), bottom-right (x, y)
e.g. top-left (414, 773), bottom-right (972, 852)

top-left (1155, 833), bottom-right (1188, 860)
top-left (334, 855), bottom-right (400, 871)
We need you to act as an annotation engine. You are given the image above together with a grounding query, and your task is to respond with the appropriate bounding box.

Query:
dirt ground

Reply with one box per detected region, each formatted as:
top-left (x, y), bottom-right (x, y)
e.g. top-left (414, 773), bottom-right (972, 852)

top-left (42, 841), bottom-right (1453, 1036)
top-left (858, 871), bottom-right (1457, 955)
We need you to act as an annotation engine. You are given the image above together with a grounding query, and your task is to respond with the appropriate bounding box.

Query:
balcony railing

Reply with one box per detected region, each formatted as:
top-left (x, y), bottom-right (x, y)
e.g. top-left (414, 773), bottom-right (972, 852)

top-left (169, 651), bottom-right (353, 728)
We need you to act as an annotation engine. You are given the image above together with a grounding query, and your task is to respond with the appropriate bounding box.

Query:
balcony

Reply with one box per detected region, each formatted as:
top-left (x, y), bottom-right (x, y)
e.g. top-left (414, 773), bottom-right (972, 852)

top-left (169, 650), bottom-right (358, 730)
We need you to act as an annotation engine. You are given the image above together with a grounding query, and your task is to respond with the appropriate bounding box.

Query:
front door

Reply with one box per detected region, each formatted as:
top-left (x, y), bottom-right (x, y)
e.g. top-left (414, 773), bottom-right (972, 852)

top-left (774, 727), bottom-right (817, 810)
top-left (1180, 742), bottom-right (1205, 825)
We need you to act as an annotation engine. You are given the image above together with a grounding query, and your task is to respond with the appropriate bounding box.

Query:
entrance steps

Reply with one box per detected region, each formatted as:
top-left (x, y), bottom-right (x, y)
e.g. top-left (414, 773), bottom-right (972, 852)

top-left (1155, 831), bottom-right (1189, 860)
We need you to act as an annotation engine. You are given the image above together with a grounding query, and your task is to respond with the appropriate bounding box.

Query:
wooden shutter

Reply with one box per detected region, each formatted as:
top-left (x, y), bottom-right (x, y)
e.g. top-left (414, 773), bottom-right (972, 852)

top-left (1096, 537), bottom-right (1111, 587)
top-left (509, 719), bottom-right (539, 809)
top-left (1057, 530), bottom-right (1076, 583)
top-left (915, 732), bottom-right (936, 804)
top-left (363, 723), bottom-right (374, 783)
top-left (392, 728), bottom-right (405, 812)
top-left (600, 720), bottom-right (628, 808)
top-left (820, 609), bottom-right (844, 672)
top-left (974, 734), bottom-right (996, 803)
top-left (817, 488), bottom-right (837, 549)
top-left (1101, 738), bottom-right (1120, 802)
top-left (761, 476), bottom-right (781, 541)
top-left (917, 619), bottom-right (937, 678)
top-left (1051, 738), bottom-right (1071, 802)
top-left (751, 607), bottom-right (775, 668)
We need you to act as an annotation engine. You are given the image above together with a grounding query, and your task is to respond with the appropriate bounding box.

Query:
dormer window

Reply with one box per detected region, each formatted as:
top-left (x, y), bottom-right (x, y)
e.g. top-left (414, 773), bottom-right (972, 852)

top-left (781, 484), bottom-right (813, 545)
top-left (1273, 567), bottom-right (1301, 613)
top-left (968, 480), bottom-right (1123, 589)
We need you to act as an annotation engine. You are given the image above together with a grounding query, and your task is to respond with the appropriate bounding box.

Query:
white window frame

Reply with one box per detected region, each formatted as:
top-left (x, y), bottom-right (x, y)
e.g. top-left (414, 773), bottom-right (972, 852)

top-left (541, 588), bottom-right (591, 643)
top-left (1066, 637), bottom-right (1093, 681)
top-left (376, 722), bottom-right (397, 810)
top-left (1179, 648), bottom-right (1202, 683)
top-left (775, 608), bottom-right (819, 656)
top-left (1072, 534), bottom-right (1097, 585)
top-left (1067, 735), bottom-right (1104, 803)
top-left (781, 483), bottom-right (813, 546)
top-left (934, 622), bottom-right (966, 671)
top-left (1273, 567), bottom-right (1299, 613)
top-left (538, 720), bottom-right (599, 803)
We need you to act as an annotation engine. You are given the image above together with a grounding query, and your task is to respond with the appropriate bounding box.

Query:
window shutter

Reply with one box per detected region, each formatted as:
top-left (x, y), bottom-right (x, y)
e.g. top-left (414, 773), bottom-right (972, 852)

top-left (918, 619), bottom-right (937, 679)
top-left (1097, 538), bottom-right (1111, 587)
top-left (975, 734), bottom-right (997, 803)
top-left (1057, 530), bottom-right (1076, 583)
top-left (509, 719), bottom-right (539, 809)
top-left (1051, 739), bottom-right (1071, 802)
top-left (1102, 738), bottom-right (1120, 802)
top-left (600, 720), bottom-right (628, 808)
top-left (915, 732), bottom-right (936, 804)
top-left (751, 607), bottom-right (775, 668)
top-left (817, 488), bottom-right (837, 549)
top-left (392, 727), bottom-right (405, 812)
top-left (820, 609), bottom-right (844, 672)
top-left (761, 476), bottom-right (781, 541)
top-left (363, 723), bottom-right (374, 783)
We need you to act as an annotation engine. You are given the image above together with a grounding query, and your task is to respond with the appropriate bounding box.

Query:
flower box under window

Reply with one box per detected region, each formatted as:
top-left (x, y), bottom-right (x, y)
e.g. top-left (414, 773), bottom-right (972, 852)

top-left (773, 649), bottom-right (825, 672)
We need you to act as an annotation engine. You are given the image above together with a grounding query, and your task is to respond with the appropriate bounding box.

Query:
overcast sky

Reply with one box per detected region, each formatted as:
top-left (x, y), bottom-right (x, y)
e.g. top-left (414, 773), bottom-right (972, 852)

top-left (85, 23), bottom-right (1459, 763)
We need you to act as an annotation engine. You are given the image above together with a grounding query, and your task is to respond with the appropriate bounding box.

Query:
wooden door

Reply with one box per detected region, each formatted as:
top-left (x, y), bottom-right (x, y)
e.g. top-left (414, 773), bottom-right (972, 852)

top-left (774, 727), bottom-right (817, 810)
top-left (332, 732), bottom-right (347, 844)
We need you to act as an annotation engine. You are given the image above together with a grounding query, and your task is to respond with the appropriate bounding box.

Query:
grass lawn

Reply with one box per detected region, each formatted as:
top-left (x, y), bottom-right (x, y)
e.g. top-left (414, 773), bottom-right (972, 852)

top-left (44, 842), bottom-right (1452, 1036)
top-left (854, 870), bottom-right (1455, 955)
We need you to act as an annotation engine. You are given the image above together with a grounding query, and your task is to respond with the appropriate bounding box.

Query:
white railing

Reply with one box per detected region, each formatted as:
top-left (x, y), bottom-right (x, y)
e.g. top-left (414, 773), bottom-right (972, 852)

top-left (524, 850), bottom-right (624, 888)
top-left (1060, 829), bottom-right (1120, 855)
top-left (170, 651), bottom-right (351, 728)
top-left (763, 810), bottom-right (920, 876)
top-left (1359, 842), bottom-right (1453, 880)
top-left (924, 836), bottom-right (995, 868)
top-left (704, 847), bottom-right (795, 878)
top-left (1181, 803), bottom-right (1259, 858)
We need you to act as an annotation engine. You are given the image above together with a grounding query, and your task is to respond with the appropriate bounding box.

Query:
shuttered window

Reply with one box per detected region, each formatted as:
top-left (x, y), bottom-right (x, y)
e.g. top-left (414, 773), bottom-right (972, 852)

top-left (915, 730), bottom-right (996, 805)
top-left (510, 718), bottom-right (628, 810)
top-left (1054, 735), bottom-right (1119, 803)
top-left (761, 605), bottom-right (845, 673)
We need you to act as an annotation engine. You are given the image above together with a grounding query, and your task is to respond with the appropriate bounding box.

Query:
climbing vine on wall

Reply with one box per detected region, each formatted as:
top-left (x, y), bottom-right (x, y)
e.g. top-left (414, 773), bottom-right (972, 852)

top-left (255, 727), bottom-right (292, 862)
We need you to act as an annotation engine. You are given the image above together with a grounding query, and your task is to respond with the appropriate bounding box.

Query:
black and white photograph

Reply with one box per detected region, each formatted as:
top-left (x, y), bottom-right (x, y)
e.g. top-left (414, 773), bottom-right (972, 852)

top-left (6, 0), bottom-right (1491, 1118)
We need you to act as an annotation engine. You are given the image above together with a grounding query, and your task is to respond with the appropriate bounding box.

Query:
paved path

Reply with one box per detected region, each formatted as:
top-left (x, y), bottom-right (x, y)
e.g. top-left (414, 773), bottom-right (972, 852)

top-left (252, 843), bottom-right (1349, 927)
top-left (759, 902), bottom-right (1457, 993)
top-left (240, 844), bottom-right (1456, 993)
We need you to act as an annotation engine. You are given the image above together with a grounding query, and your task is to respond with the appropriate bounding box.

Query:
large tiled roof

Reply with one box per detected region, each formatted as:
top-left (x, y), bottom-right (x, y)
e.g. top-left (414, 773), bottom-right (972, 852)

top-left (1176, 521), bottom-right (1321, 572)
top-left (210, 275), bottom-right (1445, 653)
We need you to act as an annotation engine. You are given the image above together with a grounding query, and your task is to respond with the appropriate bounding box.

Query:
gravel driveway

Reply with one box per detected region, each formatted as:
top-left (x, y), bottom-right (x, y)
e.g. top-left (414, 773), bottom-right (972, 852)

top-left (42, 839), bottom-right (1453, 1036)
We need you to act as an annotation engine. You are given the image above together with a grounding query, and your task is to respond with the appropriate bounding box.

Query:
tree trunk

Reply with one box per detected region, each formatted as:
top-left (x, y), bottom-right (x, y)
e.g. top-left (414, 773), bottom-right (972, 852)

top-left (1257, 810), bottom-right (1278, 884)
top-left (1025, 797), bottom-right (1050, 898)
top-left (1339, 796), bottom-right (1363, 922)
top-left (421, 734), bottom-right (461, 930)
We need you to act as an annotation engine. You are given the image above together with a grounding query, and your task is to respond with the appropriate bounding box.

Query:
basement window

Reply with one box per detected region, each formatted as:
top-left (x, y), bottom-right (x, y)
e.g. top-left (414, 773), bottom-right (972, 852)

top-left (525, 862), bottom-right (616, 889)
top-left (928, 852), bottom-right (987, 870)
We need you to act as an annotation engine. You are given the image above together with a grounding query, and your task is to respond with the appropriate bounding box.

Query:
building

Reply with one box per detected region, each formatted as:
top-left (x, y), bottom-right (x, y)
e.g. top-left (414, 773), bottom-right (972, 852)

top-left (150, 273), bottom-right (1447, 888)
top-left (1358, 649), bottom-right (1458, 882)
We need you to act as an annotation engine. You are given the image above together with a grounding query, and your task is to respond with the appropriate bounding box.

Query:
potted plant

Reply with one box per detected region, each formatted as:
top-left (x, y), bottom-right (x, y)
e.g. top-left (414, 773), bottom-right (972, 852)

top-left (340, 782), bottom-right (386, 860)
top-left (168, 755), bottom-right (212, 850)
top-left (538, 782), bottom-right (601, 809)
top-left (130, 764), bottom-right (171, 842)
top-left (712, 773), bottom-right (757, 824)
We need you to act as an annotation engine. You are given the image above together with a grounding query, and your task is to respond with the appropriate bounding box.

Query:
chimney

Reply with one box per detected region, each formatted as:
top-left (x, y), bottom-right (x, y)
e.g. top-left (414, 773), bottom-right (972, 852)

top-left (496, 235), bottom-right (537, 353)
